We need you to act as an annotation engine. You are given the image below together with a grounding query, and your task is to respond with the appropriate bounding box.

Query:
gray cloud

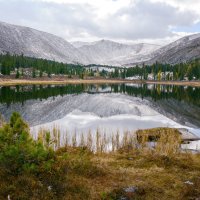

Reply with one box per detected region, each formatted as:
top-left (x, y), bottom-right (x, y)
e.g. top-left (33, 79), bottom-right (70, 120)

top-left (98, 0), bottom-right (198, 40)
top-left (0, 0), bottom-right (199, 41)
top-left (0, 0), bottom-right (99, 39)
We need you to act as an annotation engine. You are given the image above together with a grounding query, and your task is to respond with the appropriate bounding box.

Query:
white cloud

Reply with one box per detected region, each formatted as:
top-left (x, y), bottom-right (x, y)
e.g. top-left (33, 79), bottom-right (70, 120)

top-left (0, 0), bottom-right (199, 44)
top-left (151, 0), bottom-right (200, 12)
top-left (34, 0), bottom-right (132, 17)
top-left (94, 0), bottom-right (198, 40)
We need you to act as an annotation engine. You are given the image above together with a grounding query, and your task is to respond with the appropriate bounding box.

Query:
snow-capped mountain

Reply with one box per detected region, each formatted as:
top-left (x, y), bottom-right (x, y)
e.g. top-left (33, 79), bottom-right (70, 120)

top-left (0, 21), bottom-right (91, 64)
top-left (147, 33), bottom-right (200, 65)
top-left (75, 39), bottom-right (161, 65)
top-left (71, 41), bottom-right (98, 48)
top-left (0, 21), bottom-right (160, 66)
top-left (0, 21), bottom-right (199, 66)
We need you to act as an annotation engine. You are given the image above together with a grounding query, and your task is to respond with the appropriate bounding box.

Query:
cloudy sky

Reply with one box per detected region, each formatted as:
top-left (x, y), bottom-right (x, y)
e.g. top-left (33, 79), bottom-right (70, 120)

top-left (0, 0), bottom-right (199, 44)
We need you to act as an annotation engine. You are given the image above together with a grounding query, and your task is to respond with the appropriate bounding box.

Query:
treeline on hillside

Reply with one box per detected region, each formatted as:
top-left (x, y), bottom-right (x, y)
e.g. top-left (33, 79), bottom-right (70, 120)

top-left (0, 53), bottom-right (86, 77)
top-left (90, 59), bottom-right (200, 81)
top-left (120, 59), bottom-right (200, 80)
top-left (0, 53), bottom-right (200, 80)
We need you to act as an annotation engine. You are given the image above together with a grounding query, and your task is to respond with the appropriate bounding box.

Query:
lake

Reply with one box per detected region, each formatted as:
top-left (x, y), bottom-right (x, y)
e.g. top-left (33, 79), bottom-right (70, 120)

top-left (0, 83), bottom-right (200, 150)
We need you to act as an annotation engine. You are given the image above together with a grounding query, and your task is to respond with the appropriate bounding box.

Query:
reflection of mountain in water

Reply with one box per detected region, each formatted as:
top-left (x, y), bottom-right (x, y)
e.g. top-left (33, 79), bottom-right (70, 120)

top-left (150, 99), bottom-right (200, 128)
top-left (0, 92), bottom-right (200, 130)
top-left (0, 84), bottom-right (200, 129)
top-left (0, 93), bottom-right (157, 126)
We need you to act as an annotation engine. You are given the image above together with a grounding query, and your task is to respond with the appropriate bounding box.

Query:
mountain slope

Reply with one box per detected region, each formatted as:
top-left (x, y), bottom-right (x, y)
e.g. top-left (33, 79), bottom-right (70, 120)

top-left (0, 21), bottom-right (91, 64)
top-left (148, 33), bottom-right (200, 65)
top-left (1, 21), bottom-right (199, 66)
top-left (76, 40), bottom-right (160, 65)
top-left (71, 41), bottom-right (98, 48)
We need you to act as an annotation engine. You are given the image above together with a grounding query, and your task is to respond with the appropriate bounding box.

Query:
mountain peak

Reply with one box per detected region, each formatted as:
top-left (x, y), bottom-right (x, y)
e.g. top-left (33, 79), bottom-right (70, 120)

top-left (147, 32), bottom-right (200, 65)
top-left (0, 21), bottom-right (199, 66)
top-left (0, 21), bottom-right (91, 64)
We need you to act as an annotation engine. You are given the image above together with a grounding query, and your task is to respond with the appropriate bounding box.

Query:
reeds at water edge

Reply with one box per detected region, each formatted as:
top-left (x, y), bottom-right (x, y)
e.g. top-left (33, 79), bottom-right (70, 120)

top-left (36, 126), bottom-right (183, 156)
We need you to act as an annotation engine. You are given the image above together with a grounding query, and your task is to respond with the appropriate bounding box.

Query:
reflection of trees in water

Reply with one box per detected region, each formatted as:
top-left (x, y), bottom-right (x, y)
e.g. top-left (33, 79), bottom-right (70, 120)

top-left (0, 84), bottom-right (200, 107)
top-left (123, 84), bottom-right (200, 107)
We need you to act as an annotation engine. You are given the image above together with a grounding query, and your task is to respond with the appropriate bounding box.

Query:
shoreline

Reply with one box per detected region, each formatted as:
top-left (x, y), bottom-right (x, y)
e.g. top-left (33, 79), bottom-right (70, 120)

top-left (0, 78), bottom-right (200, 87)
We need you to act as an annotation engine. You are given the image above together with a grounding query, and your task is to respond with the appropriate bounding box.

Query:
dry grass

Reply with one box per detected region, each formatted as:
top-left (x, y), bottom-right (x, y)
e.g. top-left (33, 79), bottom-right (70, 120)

top-left (2, 126), bottom-right (200, 199)
top-left (53, 139), bottom-right (200, 199)
top-left (2, 145), bottom-right (200, 199)
top-left (0, 78), bottom-right (133, 86)
top-left (36, 127), bottom-right (183, 156)
top-left (31, 127), bottom-right (200, 199)
top-left (136, 128), bottom-right (182, 156)
top-left (0, 77), bottom-right (200, 87)
top-left (0, 114), bottom-right (5, 128)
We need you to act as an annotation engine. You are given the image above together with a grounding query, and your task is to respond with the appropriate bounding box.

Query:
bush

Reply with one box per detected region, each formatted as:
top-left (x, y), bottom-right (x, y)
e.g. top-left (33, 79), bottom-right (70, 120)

top-left (0, 112), bottom-right (54, 174)
top-left (0, 113), bottom-right (62, 199)
top-left (0, 113), bottom-right (99, 199)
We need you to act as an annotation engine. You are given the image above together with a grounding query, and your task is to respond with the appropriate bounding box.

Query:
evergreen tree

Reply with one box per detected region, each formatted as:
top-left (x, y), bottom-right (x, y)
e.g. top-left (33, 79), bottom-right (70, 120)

top-left (15, 70), bottom-right (20, 79)
top-left (48, 72), bottom-right (51, 78)
top-left (39, 70), bottom-right (43, 77)
top-left (32, 68), bottom-right (36, 78)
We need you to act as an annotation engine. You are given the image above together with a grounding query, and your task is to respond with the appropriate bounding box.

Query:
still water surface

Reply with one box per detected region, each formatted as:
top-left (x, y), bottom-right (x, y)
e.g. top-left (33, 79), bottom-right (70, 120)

top-left (0, 83), bottom-right (200, 150)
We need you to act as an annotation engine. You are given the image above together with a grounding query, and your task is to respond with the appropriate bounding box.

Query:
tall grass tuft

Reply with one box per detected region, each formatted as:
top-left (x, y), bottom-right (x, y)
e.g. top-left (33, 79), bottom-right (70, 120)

top-left (35, 127), bottom-right (183, 155)
top-left (72, 131), bottom-right (77, 147)
top-left (87, 130), bottom-right (93, 151)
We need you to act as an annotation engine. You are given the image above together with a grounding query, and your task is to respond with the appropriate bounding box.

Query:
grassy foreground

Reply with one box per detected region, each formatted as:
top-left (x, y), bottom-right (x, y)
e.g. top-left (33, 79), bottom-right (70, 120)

top-left (1, 113), bottom-right (200, 199)
top-left (0, 77), bottom-right (200, 87)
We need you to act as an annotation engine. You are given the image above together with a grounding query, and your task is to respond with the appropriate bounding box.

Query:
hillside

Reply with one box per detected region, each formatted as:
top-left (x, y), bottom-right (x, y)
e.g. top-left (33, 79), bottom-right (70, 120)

top-left (0, 21), bottom-right (200, 66)
top-left (0, 21), bottom-right (91, 64)
top-left (76, 40), bottom-right (160, 65)
top-left (147, 33), bottom-right (200, 65)
top-left (0, 21), bottom-right (160, 66)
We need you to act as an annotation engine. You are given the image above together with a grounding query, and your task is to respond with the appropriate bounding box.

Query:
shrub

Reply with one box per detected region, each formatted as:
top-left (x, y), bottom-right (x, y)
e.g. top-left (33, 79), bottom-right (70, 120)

top-left (0, 112), bottom-right (54, 175)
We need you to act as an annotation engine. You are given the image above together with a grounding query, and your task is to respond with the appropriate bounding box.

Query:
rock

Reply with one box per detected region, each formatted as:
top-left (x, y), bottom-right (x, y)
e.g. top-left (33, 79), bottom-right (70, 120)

top-left (119, 186), bottom-right (138, 200)
top-left (48, 186), bottom-right (52, 191)
top-left (184, 181), bottom-right (194, 185)
top-left (123, 186), bottom-right (138, 193)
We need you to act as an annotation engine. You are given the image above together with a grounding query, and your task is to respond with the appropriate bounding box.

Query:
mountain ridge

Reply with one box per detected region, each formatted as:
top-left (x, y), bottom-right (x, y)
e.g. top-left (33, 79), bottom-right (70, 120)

top-left (0, 21), bottom-right (200, 66)
top-left (76, 40), bottom-right (161, 65)
top-left (147, 33), bottom-right (200, 65)
top-left (0, 21), bottom-right (91, 64)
